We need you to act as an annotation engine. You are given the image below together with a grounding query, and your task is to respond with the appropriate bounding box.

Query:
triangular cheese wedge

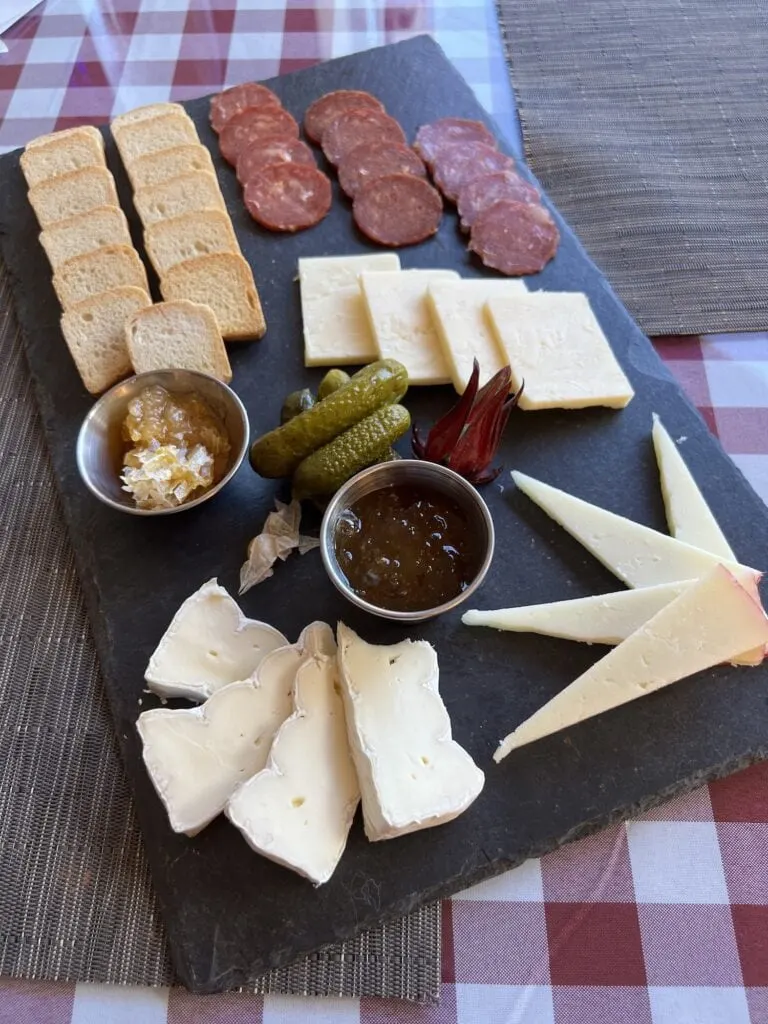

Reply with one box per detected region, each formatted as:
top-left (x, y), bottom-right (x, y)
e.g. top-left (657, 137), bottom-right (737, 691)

top-left (652, 414), bottom-right (736, 561)
top-left (495, 566), bottom-right (768, 761)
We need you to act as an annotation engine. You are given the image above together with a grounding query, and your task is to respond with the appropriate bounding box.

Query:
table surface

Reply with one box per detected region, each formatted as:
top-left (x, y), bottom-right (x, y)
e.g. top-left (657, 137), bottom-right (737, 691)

top-left (2, 2), bottom-right (768, 1022)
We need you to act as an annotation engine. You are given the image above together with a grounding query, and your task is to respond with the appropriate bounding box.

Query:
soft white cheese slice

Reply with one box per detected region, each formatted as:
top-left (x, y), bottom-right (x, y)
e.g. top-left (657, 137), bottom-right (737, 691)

top-left (486, 291), bottom-right (634, 410)
top-left (360, 269), bottom-right (459, 385)
top-left (495, 565), bottom-right (768, 761)
top-left (299, 254), bottom-right (400, 366)
top-left (652, 413), bottom-right (736, 561)
top-left (145, 579), bottom-right (288, 702)
top-left (226, 652), bottom-right (359, 886)
top-left (337, 624), bottom-right (484, 842)
top-left (427, 278), bottom-right (527, 393)
top-left (138, 621), bottom-right (335, 836)
top-left (462, 581), bottom-right (691, 644)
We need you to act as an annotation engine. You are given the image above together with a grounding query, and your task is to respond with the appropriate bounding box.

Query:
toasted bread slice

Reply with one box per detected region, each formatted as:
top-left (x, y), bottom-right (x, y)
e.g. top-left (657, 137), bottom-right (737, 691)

top-left (60, 286), bottom-right (151, 394)
top-left (127, 143), bottom-right (216, 190)
top-left (112, 112), bottom-right (199, 164)
top-left (25, 125), bottom-right (104, 151)
top-left (144, 209), bottom-right (239, 275)
top-left (112, 103), bottom-right (187, 131)
top-left (53, 244), bottom-right (150, 309)
top-left (160, 254), bottom-right (266, 341)
top-left (39, 205), bottom-right (132, 270)
top-left (133, 171), bottom-right (226, 227)
top-left (21, 127), bottom-right (106, 188)
top-left (27, 166), bottom-right (119, 228)
top-left (126, 300), bottom-right (232, 383)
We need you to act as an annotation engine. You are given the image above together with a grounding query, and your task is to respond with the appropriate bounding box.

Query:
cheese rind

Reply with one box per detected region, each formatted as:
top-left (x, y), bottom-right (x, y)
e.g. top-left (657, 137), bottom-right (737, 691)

top-left (145, 579), bottom-right (288, 701)
top-left (486, 292), bottom-right (634, 410)
top-left (495, 566), bottom-right (768, 760)
top-left (360, 269), bottom-right (459, 385)
top-left (337, 624), bottom-right (484, 841)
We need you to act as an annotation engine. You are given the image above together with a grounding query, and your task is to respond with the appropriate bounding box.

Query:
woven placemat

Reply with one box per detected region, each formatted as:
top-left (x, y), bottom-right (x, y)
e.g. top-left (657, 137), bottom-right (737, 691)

top-left (496, 0), bottom-right (768, 336)
top-left (0, 262), bottom-right (441, 1001)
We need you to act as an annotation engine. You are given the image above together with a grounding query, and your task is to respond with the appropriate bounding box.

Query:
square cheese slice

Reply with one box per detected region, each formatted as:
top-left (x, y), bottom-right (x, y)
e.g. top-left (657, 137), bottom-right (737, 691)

top-left (486, 291), bottom-right (634, 410)
top-left (299, 254), bottom-right (400, 366)
top-left (360, 269), bottom-right (459, 385)
top-left (428, 278), bottom-right (527, 393)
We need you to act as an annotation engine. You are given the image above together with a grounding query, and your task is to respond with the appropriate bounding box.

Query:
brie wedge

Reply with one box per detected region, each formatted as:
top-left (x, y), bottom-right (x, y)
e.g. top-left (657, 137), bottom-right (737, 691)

top-left (226, 652), bottom-right (359, 886)
top-left (495, 565), bottom-right (768, 761)
top-left (652, 414), bottom-right (736, 561)
top-left (145, 579), bottom-right (288, 701)
top-left (337, 624), bottom-right (484, 841)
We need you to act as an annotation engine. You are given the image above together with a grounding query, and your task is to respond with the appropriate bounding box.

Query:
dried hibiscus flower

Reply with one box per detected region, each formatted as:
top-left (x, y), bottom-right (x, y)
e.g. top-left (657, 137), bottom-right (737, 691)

top-left (412, 361), bottom-right (522, 484)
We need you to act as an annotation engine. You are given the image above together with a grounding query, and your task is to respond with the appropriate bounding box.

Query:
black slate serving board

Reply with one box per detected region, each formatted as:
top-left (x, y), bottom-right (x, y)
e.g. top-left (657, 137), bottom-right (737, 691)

top-left (2, 35), bottom-right (768, 994)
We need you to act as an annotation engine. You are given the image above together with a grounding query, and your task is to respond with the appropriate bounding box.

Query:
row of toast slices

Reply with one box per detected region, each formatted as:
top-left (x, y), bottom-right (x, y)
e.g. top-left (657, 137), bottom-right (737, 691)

top-left (21, 102), bottom-right (266, 394)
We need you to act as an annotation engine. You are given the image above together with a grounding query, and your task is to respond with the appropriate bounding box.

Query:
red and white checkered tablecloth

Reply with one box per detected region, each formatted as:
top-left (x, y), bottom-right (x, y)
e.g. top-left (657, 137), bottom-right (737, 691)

top-left (2, 3), bottom-right (768, 1022)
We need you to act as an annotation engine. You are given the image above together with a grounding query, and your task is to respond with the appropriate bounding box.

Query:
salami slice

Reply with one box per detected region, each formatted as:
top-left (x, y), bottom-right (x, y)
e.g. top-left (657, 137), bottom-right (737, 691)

top-left (244, 163), bottom-right (332, 232)
top-left (414, 118), bottom-right (497, 167)
top-left (469, 200), bottom-right (559, 276)
top-left (457, 170), bottom-right (540, 231)
top-left (236, 136), bottom-right (315, 184)
top-left (338, 141), bottom-right (426, 198)
top-left (353, 173), bottom-right (442, 247)
top-left (219, 107), bottom-right (299, 166)
top-left (432, 142), bottom-right (516, 203)
top-left (321, 109), bottom-right (406, 166)
top-left (210, 82), bottom-right (281, 134)
top-left (304, 90), bottom-right (385, 144)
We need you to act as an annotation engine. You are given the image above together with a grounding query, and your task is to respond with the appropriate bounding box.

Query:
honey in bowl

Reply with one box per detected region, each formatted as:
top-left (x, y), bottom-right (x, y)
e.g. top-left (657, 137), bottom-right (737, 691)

top-left (333, 482), bottom-right (484, 613)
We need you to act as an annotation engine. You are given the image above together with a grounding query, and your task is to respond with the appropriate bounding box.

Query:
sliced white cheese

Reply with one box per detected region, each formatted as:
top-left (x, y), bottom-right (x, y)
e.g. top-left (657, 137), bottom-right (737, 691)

top-left (299, 254), bottom-right (400, 366)
top-left (427, 279), bottom-right (527, 393)
top-left (360, 269), bottom-right (459, 385)
top-left (337, 623), bottom-right (484, 841)
top-left (226, 652), bottom-right (359, 886)
top-left (138, 621), bottom-right (334, 836)
top-left (486, 292), bottom-right (634, 410)
top-left (495, 565), bottom-right (768, 760)
top-left (462, 581), bottom-right (691, 644)
top-left (145, 579), bottom-right (288, 702)
top-left (652, 414), bottom-right (736, 561)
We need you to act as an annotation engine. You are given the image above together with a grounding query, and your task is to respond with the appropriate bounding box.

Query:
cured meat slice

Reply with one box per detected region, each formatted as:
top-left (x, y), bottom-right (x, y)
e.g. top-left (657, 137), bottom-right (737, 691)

top-left (432, 142), bottom-right (515, 203)
top-left (304, 90), bottom-right (385, 143)
top-left (321, 109), bottom-right (406, 166)
top-left (338, 141), bottom-right (427, 198)
top-left (414, 118), bottom-right (497, 167)
top-left (236, 136), bottom-right (315, 185)
top-left (457, 170), bottom-right (540, 231)
top-left (210, 82), bottom-right (281, 134)
top-left (353, 173), bottom-right (442, 247)
top-left (219, 107), bottom-right (299, 166)
top-left (244, 163), bottom-right (332, 232)
top-left (469, 200), bottom-right (559, 276)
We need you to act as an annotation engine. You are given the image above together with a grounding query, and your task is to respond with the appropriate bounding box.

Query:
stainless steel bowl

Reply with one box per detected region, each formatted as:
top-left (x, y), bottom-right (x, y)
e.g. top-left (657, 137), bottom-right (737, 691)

top-left (76, 369), bottom-right (249, 516)
top-left (320, 459), bottom-right (496, 622)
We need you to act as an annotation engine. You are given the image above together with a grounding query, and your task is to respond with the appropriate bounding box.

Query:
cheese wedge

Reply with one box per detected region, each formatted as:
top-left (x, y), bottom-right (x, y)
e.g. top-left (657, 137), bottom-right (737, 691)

top-left (299, 254), bottom-right (400, 366)
top-left (495, 565), bottom-right (768, 761)
top-left (462, 582), bottom-right (691, 644)
top-left (145, 579), bottom-right (288, 702)
top-left (337, 624), bottom-right (484, 841)
top-left (427, 279), bottom-right (527, 393)
top-left (226, 653), bottom-right (359, 886)
top-left (486, 292), bottom-right (634, 410)
top-left (652, 414), bottom-right (736, 561)
top-left (360, 269), bottom-right (459, 385)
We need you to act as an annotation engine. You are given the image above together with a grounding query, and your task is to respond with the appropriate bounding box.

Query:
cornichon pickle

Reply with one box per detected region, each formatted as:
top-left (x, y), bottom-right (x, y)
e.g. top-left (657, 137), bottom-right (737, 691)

top-left (250, 359), bottom-right (408, 478)
top-left (280, 388), bottom-right (315, 424)
top-left (317, 369), bottom-right (351, 400)
top-left (292, 404), bottom-right (411, 500)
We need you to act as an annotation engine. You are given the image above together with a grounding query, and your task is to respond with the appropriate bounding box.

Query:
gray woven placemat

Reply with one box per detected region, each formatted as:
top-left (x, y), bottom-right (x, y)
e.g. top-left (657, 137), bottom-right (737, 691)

top-left (496, 0), bottom-right (768, 336)
top-left (0, 262), bottom-right (441, 1001)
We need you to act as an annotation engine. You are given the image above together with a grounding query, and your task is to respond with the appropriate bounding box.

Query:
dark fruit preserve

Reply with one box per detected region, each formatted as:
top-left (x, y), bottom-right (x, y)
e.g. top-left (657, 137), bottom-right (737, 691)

top-left (333, 483), bottom-right (483, 612)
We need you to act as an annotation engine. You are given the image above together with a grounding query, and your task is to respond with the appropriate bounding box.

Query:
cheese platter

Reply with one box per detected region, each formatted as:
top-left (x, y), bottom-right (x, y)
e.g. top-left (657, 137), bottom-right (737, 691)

top-left (2, 34), bottom-right (768, 994)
